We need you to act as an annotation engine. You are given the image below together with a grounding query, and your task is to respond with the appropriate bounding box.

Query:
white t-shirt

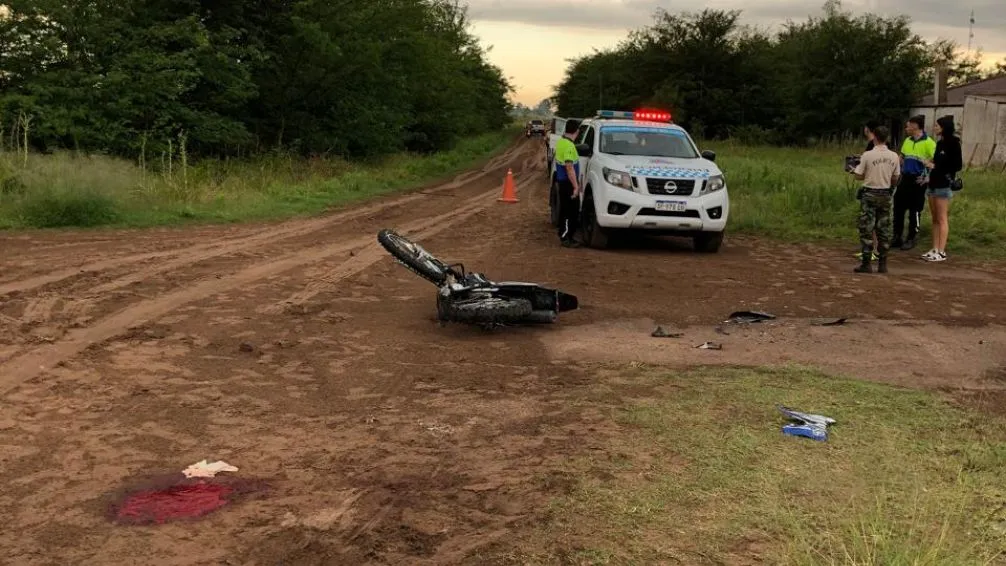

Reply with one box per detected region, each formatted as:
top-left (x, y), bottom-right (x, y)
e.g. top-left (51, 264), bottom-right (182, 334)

top-left (854, 145), bottom-right (901, 189)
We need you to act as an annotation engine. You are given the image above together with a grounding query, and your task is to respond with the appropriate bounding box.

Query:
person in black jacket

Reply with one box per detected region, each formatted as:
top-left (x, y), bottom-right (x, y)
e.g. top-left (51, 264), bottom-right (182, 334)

top-left (921, 115), bottom-right (963, 262)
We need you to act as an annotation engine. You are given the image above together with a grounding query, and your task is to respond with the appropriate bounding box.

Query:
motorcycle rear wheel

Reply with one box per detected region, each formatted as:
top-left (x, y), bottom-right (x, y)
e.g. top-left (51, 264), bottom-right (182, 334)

top-left (378, 229), bottom-right (450, 285)
top-left (441, 296), bottom-right (533, 324)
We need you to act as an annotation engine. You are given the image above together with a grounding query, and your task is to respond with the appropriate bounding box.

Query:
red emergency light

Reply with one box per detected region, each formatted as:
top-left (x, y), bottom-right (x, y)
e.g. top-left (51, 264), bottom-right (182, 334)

top-left (633, 109), bottom-right (672, 122)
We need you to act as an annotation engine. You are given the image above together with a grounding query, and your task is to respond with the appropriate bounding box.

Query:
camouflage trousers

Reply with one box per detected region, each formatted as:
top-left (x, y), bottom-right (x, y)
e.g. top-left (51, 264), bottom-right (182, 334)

top-left (858, 190), bottom-right (893, 253)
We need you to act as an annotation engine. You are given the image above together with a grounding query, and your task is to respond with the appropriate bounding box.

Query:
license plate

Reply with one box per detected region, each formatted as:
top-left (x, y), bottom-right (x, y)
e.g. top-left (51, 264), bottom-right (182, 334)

top-left (655, 200), bottom-right (686, 212)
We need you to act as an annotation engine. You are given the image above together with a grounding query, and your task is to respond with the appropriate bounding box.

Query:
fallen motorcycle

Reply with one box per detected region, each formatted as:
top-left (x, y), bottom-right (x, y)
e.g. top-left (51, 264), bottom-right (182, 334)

top-left (377, 229), bottom-right (578, 327)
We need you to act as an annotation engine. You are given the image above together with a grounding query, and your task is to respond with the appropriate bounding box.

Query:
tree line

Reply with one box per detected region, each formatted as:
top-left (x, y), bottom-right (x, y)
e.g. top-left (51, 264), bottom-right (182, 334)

top-left (0, 0), bottom-right (512, 159)
top-left (553, 0), bottom-right (1006, 143)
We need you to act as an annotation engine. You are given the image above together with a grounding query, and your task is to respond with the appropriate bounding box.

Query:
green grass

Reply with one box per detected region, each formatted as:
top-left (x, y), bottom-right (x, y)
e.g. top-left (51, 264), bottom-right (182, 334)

top-left (709, 142), bottom-right (1006, 258)
top-left (0, 130), bottom-right (515, 229)
top-left (4, 134), bottom-right (1003, 259)
top-left (492, 366), bottom-right (1006, 565)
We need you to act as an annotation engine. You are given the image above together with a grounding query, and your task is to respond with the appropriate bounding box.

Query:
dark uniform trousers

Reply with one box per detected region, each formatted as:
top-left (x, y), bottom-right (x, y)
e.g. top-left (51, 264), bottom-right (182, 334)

top-left (556, 179), bottom-right (579, 242)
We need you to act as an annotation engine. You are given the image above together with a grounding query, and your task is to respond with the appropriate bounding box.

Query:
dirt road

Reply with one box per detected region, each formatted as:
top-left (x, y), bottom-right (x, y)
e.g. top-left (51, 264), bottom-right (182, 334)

top-left (1, 137), bottom-right (1004, 564)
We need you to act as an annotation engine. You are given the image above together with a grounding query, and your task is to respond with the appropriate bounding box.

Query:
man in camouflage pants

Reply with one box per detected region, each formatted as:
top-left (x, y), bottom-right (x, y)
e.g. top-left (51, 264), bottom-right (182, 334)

top-left (850, 126), bottom-right (901, 273)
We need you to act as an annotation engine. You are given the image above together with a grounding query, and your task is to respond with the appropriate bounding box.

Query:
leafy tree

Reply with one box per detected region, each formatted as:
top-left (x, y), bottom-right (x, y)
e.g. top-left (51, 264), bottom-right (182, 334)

top-left (0, 0), bottom-right (259, 155)
top-left (628, 9), bottom-right (781, 138)
top-left (930, 40), bottom-right (987, 86)
top-left (0, 0), bottom-right (511, 158)
top-left (773, 1), bottom-right (929, 140)
top-left (534, 98), bottom-right (553, 115)
top-left (553, 1), bottom-right (933, 143)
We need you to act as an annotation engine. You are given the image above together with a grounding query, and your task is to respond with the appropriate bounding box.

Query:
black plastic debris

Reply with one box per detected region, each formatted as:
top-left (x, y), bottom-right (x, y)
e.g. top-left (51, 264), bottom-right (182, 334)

top-left (651, 326), bottom-right (683, 338)
top-left (727, 311), bottom-right (776, 324)
top-left (813, 318), bottom-right (848, 327)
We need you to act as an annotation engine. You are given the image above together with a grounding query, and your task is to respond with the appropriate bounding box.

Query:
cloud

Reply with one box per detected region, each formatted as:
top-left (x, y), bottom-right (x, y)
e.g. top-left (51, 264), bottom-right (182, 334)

top-left (465, 0), bottom-right (659, 30)
top-left (464, 0), bottom-right (1006, 52)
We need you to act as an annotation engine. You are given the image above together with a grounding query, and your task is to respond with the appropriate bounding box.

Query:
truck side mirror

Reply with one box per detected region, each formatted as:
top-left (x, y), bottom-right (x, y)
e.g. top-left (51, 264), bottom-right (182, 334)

top-left (576, 144), bottom-right (593, 157)
top-left (701, 150), bottom-right (716, 162)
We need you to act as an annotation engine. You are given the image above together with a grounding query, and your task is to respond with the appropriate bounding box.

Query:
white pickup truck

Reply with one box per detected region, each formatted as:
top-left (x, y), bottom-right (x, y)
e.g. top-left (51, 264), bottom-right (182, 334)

top-left (525, 119), bottom-right (545, 138)
top-left (548, 109), bottom-right (729, 252)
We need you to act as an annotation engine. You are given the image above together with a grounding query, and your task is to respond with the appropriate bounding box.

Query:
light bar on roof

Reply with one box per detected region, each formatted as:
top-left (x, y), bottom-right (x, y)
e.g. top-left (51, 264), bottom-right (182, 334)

top-left (596, 110), bottom-right (635, 119)
top-left (595, 109), bottom-right (673, 122)
top-left (634, 109), bottom-right (672, 122)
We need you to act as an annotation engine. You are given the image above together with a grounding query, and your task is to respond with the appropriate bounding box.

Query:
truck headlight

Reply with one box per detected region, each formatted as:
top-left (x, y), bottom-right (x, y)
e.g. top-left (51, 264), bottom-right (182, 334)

top-left (603, 167), bottom-right (633, 190)
top-left (701, 175), bottom-right (725, 195)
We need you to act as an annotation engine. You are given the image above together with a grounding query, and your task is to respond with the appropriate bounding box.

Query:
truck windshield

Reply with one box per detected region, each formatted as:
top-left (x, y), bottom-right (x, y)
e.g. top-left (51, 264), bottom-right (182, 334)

top-left (599, 127), bottom-right (698, 158)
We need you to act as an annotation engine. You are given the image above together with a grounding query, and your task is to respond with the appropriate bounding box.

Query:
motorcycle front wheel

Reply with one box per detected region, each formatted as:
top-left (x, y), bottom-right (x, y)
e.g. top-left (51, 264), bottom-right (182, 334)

top-left (378, 229), bottom-right (450, 285)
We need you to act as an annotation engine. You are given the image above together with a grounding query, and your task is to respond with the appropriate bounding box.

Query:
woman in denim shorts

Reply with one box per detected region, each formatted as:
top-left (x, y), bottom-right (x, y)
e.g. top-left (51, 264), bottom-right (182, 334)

top-left (922, 116), bottom-right (963, 262)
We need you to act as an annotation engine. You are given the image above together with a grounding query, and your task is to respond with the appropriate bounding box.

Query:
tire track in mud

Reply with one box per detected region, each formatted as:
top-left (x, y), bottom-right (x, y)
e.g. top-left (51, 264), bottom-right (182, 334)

top-left (1, 140), bottom-right (531, 339)
top-left (0, 139), bottom-right (527, 300)
top-left (0, 147), bottom-right (540, 395)
top-left (262, 168), bottom-right (540, 314)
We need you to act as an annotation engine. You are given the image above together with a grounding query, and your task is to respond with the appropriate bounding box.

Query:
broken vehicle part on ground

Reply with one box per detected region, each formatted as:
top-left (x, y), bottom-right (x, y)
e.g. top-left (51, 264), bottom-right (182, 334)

top-left (377, 229), bottom-right (578, 327)
top-left (726, 311), bottom-right (776, 324)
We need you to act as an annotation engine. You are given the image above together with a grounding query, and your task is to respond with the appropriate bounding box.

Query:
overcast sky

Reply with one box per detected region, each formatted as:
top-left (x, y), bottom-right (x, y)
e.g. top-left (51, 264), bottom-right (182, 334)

top-left (465, 0), bottom-right (1006, 105)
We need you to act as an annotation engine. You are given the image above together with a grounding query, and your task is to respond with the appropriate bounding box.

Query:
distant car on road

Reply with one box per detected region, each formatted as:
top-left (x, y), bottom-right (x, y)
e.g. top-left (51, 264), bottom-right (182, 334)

top-left (525, 119), bottom-right (545, 138)
top-left (549, 109), bottom-right (728, 252)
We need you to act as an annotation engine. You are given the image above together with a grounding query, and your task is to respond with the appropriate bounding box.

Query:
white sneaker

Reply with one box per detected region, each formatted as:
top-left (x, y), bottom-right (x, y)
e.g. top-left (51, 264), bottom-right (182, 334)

top-left (921, 249), bottom-right (939, 261)
top-left (925, 250), bottom-right (947, 262)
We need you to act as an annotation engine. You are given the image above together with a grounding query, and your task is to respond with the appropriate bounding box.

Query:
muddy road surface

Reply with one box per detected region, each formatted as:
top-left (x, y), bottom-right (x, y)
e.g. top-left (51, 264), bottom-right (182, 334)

top-left (1, 137), bottom-right (1004, 564)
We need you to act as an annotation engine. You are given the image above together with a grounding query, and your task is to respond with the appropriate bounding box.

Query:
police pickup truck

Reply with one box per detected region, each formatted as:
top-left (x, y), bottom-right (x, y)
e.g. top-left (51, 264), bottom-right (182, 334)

top-left (548, 109), bottom-right (728, 252)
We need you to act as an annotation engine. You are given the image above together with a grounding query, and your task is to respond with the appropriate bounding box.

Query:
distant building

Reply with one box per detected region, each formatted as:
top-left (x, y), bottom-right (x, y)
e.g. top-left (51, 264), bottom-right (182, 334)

top-left (909, 66), bottom-right (1006, 170)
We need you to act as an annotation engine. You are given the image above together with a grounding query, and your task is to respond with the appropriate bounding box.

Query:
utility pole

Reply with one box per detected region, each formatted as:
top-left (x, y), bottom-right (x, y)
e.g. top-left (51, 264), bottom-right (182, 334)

top-left (967, 9), bottom-right (975, 52)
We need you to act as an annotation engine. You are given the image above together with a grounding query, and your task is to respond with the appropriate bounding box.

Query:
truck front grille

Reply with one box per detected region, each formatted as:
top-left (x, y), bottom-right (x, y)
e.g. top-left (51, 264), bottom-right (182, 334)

top-left (645, 178), bottom-right (696, 196)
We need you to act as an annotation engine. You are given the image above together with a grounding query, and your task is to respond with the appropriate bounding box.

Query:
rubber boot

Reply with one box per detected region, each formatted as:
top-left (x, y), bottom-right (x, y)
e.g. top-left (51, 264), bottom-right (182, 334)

top-left (854, 247), bottom-right (873, 273)
top-left (877, 253), bottom-right (888, 274)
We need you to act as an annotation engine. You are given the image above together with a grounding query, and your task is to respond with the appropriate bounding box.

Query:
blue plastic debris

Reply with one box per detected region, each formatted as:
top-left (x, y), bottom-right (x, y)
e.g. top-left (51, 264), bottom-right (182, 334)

top-left (782, 422), bottom-right (828, 441)
top-left (778, 406), bottom-right (836, 442)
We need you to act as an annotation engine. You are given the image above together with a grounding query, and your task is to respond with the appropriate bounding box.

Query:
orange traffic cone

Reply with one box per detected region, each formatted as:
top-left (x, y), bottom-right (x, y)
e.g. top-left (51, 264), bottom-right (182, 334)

top-left (498, 169), bottom-right (518, 203)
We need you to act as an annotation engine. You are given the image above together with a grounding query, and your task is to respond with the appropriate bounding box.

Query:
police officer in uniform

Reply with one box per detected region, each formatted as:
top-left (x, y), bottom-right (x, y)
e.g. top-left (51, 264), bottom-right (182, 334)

top-left (553, 119), bottom-right (582, 247)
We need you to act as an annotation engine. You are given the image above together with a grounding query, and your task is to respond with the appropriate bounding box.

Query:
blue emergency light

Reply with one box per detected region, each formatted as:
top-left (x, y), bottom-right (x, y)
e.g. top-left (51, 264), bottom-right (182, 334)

top-left (596, 109), bottom-right (672, 122)
top-left (596, 110), bottom-right (634, 119)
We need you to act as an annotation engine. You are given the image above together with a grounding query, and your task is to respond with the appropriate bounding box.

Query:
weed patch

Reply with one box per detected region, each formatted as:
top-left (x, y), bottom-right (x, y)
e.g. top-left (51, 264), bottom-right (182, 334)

top-left (0, 130), bottom-right (515, 230)
top-left (484, 366), bottom-right (1006, 565)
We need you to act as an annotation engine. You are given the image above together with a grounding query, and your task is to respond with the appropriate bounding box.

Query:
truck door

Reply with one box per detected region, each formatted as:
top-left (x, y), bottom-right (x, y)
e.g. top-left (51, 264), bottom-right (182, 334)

top-left (575, 125), bottom-right (595, 189)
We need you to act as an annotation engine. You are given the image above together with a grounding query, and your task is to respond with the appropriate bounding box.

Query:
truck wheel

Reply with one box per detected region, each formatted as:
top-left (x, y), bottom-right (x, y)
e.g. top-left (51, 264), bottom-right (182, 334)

top-left (580, 195), bottom-right (609, 249)
top-left (694, 231), bottom-right (724, 253)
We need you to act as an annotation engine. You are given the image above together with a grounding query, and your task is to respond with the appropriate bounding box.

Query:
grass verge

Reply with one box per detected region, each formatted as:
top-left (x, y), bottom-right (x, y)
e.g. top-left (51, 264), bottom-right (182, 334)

top-left (0, 130), bottom-right (515, 230)
top-left (486, 365), bottom-right (1006, 565)
top-left (709, 142), bottom-right (1006, 258)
